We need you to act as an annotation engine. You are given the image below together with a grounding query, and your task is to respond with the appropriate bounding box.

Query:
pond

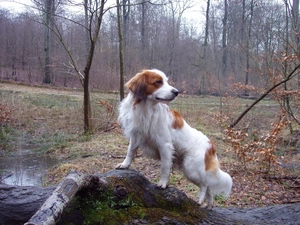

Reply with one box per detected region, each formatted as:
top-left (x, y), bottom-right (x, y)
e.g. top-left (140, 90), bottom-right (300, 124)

top-left (0, 149), bottom-right (58, 187)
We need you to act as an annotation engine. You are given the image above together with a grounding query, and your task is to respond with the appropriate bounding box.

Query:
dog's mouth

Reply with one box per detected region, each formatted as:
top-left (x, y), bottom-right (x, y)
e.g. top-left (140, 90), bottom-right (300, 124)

top-left (155, 97), bottom-right (175, 102)
top-left (154, 89), bottom-right (179, 103)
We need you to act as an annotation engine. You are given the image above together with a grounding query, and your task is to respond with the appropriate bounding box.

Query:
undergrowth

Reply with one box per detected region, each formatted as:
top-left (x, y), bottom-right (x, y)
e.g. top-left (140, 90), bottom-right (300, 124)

top-left (1, 83), bottom-right (300, 208)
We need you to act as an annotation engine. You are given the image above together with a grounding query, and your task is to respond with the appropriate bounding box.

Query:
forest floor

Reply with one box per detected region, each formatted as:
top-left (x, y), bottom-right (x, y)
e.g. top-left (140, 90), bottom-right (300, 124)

top-left (1, 81), bottom-right (300, 208)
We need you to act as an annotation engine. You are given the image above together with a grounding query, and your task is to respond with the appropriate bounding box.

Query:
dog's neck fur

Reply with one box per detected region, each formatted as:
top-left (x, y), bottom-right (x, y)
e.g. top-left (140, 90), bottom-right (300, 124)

top-left (119, 93), bottom-right (172, 140)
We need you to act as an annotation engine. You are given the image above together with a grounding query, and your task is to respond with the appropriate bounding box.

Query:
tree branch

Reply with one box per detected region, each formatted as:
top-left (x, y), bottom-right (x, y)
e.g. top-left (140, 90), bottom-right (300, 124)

top-left (230, 63), bottom-right (300, 128)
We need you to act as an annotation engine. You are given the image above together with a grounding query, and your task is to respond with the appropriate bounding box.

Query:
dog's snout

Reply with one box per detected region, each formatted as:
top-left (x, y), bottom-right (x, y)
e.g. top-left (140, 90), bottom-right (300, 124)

top-left (172, 89), bottom-right (179, 96)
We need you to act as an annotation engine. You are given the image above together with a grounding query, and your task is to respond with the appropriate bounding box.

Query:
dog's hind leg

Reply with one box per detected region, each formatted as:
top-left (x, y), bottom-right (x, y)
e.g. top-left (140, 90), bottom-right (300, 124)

top-left (197, 186), bottom-right (214, 209)
top-left (116, 137), bottom-right (138, 169)
top-left (205, 187), bottom-right (214, 209)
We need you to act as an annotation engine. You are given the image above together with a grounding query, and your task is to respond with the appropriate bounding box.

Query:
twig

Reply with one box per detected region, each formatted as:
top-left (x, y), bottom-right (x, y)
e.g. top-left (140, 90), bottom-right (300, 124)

top-left (262, 175), bottom-right (299, 180)
top-left (230, 63), bottom-right (300, 128)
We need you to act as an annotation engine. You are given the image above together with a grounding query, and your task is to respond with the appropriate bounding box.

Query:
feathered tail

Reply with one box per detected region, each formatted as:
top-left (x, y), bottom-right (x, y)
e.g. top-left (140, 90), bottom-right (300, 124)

top-left (209, 169), bottom-right (233, 198)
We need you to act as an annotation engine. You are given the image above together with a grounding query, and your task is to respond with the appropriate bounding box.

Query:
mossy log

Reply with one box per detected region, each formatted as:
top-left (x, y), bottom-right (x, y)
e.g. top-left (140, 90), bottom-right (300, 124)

top-left (1, 169), bottom-right (300, 225)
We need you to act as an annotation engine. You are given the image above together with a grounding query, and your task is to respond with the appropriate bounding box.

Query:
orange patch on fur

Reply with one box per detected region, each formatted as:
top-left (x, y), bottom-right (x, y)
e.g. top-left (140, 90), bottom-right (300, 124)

top-left (125, 70), bottom-right (163, 102)
top-left (171, 110), bottom-right (184, 129)
top-left (204, 142), bottom-right (219, 171)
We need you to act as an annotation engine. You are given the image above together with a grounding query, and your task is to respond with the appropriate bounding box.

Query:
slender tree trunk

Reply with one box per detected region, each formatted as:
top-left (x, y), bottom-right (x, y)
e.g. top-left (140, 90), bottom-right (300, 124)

top-left (284, 0), bottom-right (294, 134)
top-left (43, 0), bottom-right (52, 84)
top-left (292, 0), bottom-right (300, 88)
top-left (117, 0), bottom-right (125, 101)
top-left (83, 0), bottom-right (105, 134)
top-left (222, 0), bottom-right (228, 78)
top-left (141, 2), bottom-right (146, 65)
top-left (245, 0), bottom-right (254, 90)
top-left (84, 0), bottom-right (90, 62)
top-left (200, 0), bottom-right (210, 94)
top-left (122, 0), bottom-right (130, 59)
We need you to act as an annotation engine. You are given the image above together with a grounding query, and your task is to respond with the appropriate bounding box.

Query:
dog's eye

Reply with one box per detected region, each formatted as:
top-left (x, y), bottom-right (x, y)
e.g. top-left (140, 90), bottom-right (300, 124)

top-left (156, 80), bottom-right (163, 85)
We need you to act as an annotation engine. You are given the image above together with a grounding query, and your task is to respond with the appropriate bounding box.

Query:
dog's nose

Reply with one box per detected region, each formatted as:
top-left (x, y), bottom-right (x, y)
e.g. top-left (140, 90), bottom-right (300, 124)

top-left (172, 89), bottom-right (179, 96)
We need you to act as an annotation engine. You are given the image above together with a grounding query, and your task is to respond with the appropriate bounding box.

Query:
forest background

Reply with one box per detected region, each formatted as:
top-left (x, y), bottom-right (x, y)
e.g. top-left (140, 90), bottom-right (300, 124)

top-left (1, 0), bottom-right (299, 96)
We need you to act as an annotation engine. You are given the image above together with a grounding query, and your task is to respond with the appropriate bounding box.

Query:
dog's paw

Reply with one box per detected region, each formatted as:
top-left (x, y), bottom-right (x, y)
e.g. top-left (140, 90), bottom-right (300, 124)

top-left (198, 202), bottom-right (213, 210)
top-left (156, 180), bottom-right (168, 189)
top-left (206, 205), bottom-right (213, 210)
top-left (115, 163), bottom-right (129, 170)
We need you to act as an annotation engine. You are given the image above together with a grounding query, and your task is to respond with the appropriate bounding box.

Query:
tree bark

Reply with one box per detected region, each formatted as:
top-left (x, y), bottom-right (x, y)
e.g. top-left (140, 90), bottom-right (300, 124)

top-left (245, 0), bottom-right (254, 89)
top-left (1, 169), bottom-right (300, 225)
top-left (200, 0), bottom-right (210, 94)
top-left (83, 0), bottom-right (105, 134)
top-left (0, 185), bottom-right (55, 225)
top-left (221, 0), bottom-right (228, 78)
top-left (24, 170), bottom-right (85, 225)
top-left (117, 0), bottom-right (125, 101)
top-left (293, 0), bottom-right (300, 89)
top-left (43, 0), bottom-right (52, 84)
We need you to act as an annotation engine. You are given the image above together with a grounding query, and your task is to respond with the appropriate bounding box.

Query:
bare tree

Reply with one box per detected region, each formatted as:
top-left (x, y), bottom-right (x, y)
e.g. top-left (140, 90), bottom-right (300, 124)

top-left (200, 0), bottom-right (210, 94)
top-left (34, 0), bottom-right (108, 133)
top-left (291, 0), bottom-right (300, 89)
top-left (42, 0), bottom-right (55, 84)
top-left (221, 0), bottom-right (228, 78)
top-left (245, 0), bottom-right (254, 91)
top-left (166, 0), bottom-right (193, 78)
top-left (117, 0), bottom-right (125, 101)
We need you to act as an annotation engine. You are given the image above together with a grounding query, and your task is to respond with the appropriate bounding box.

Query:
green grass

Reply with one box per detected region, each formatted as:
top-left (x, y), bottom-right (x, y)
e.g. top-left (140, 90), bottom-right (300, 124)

top-left (0, 125), bottom-right (16, 152)
top-left (25, 94), bottom-right (80, 109)
top-left (2, 83), bottom-right (299, 208)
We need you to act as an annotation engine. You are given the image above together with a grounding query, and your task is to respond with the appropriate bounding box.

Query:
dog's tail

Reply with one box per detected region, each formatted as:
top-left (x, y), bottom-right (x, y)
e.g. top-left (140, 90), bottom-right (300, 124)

top-left (209, 169), bottom-right (233, 198)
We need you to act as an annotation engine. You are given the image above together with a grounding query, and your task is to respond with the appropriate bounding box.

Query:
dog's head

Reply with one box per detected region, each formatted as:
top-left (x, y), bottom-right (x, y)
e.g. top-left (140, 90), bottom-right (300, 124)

top-left (126, 69), bottom-right (179, 104)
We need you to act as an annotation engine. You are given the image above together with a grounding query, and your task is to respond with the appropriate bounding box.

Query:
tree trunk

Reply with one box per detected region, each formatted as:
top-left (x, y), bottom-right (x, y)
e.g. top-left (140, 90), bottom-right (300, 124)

top-left (83, 0), bottom-right (105, 134)
top-left (0, 185), bottom-right (55, 225)
top-left (222, 0), bottom-right (228, 78)
top-left (1, 169), bottom-right (300, 225)
top-left (245, 0), bottom-right (254, 91)
top-left (43, 0), bottom-right (52, 84)
top-left (117, 0), bottom-right (125, 101)
top-left (24, 170), bottom-right (85, 225)
top-left (292, 0), bottom-right (300, 88)
top-left (201, 0), bottom-right (210, 94)
top-left (141, 2), bottom-right (146, 65)
top-left (84, 0), bottom-right (90, 62)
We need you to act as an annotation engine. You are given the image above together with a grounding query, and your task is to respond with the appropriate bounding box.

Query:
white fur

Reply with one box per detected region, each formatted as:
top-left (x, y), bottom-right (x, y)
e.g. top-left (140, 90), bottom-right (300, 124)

top-left (116, 69), bottom-right (232, 208)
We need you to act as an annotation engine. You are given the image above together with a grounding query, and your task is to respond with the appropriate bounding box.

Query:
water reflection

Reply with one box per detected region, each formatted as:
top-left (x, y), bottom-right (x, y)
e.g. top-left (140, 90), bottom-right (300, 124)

top-left (0, 152), bottom-right (57, 186)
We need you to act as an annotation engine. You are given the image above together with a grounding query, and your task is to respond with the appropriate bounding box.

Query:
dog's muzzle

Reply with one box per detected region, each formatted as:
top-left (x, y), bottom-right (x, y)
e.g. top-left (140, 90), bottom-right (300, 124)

top-left (172, 89), bottom-right (179, 97)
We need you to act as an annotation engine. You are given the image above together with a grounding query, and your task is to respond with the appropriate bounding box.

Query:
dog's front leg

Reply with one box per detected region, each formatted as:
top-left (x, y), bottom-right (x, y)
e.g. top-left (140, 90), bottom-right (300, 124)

top-left (116, 137), bottom-right (138, 169)
top-left (197, 186), bottom-right (207, 206)
top-left (156, 143), bottom-right (173, 189)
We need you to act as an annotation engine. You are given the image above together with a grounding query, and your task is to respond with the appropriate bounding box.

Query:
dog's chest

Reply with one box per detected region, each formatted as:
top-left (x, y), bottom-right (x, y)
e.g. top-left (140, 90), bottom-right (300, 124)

top-left (132, 104), bottom-right (170, 135)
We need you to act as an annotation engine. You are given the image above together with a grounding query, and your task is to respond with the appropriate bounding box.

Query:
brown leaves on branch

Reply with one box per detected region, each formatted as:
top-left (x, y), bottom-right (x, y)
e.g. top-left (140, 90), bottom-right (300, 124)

top-left (224, 117), bottom-right (287, 173)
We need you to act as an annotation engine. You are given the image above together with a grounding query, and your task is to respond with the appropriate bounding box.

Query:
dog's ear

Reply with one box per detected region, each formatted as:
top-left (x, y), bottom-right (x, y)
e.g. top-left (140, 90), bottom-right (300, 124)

top-left (126, 71), bottom-right (147, 102)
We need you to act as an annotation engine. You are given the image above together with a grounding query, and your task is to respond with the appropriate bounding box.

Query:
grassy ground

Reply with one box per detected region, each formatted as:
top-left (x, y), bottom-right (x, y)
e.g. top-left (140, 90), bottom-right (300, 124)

top-left (0, 82), bottom-right (299, 208)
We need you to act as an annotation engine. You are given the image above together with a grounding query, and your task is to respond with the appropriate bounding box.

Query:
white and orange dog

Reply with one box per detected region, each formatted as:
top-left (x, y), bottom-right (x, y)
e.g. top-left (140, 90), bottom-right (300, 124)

top-left (116, 69), bottom-right (232, 208)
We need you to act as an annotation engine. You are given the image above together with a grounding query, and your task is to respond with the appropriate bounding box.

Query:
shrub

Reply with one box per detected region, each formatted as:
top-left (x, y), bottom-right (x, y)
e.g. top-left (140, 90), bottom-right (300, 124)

top-left (224, 117), bottom-right (287, 173)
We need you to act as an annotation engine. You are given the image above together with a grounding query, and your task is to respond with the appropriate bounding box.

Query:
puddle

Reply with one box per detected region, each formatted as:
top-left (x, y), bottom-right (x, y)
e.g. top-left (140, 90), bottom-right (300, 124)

top-left (0, 152), bottom-right (58, 186)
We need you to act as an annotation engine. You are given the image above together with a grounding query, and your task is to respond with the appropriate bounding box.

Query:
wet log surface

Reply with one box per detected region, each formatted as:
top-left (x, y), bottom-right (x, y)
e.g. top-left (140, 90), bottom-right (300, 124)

top-left (0, 169), bottom-right (299, 225)
top-left (0, 184), bottom-right (56, 225)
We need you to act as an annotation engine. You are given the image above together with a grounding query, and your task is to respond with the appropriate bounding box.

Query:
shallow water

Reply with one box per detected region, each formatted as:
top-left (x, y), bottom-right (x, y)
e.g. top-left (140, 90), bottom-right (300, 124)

top-left (0, 151), bottom-right (58, 186)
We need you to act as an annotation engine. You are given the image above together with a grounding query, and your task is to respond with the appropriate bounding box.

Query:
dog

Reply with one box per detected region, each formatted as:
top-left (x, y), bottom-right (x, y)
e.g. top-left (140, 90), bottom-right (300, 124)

top-left (116, 69), bottom-right (232, 208)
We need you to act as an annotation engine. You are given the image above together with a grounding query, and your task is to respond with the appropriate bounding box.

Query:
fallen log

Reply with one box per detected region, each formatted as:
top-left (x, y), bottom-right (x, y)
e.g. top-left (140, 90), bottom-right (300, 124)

top-left (24, 170), bottom-right (86, 225)
top-left (1, 169), bottom-right (300, 225)
top-left (0, 184), bottom-right (55, 225)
